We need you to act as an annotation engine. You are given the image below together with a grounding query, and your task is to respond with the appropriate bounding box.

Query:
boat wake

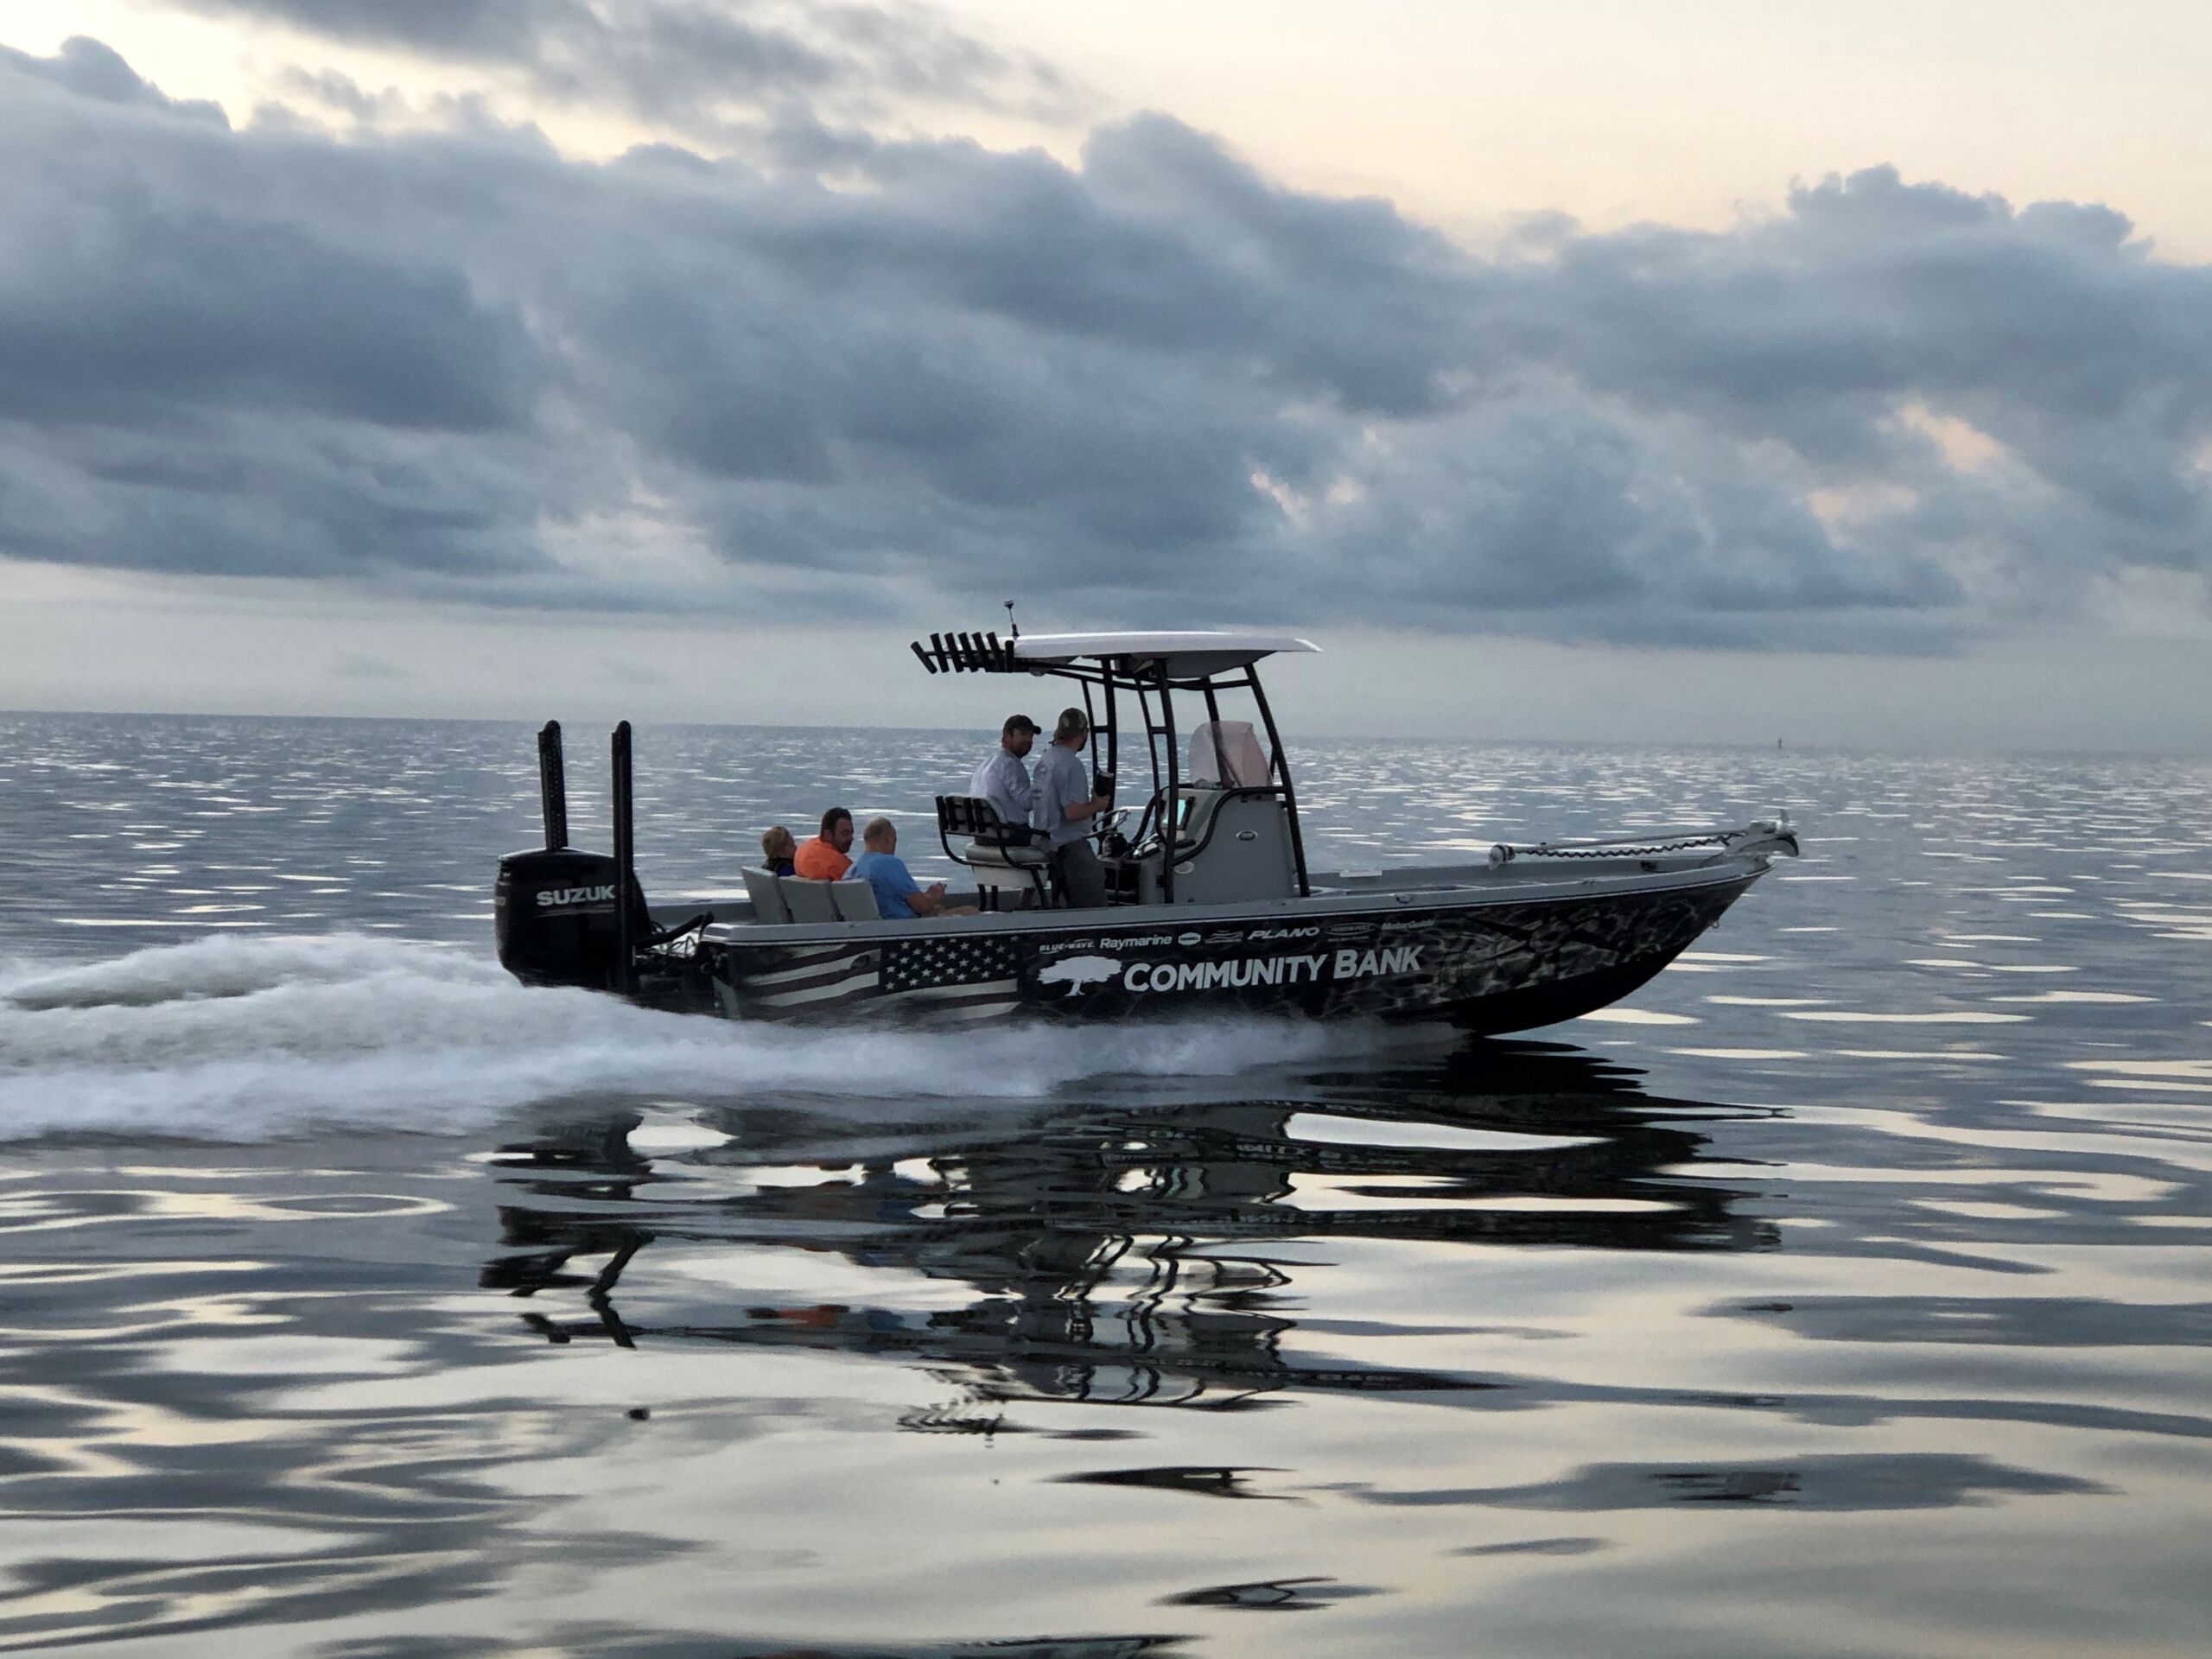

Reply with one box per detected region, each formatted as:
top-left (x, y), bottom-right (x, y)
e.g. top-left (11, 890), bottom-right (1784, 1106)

top-left (0, 933), bottom-right (1389, 1144)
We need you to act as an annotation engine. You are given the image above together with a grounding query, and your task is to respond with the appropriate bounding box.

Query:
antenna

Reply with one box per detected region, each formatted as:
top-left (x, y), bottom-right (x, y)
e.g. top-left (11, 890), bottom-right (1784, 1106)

top-left (1003, 598), bottom-right (1019, 639)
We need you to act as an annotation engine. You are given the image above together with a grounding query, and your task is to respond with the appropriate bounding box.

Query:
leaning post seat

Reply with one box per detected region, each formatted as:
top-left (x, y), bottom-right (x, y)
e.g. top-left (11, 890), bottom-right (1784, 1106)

top-left (935, 794), bottom-right (1049, 909)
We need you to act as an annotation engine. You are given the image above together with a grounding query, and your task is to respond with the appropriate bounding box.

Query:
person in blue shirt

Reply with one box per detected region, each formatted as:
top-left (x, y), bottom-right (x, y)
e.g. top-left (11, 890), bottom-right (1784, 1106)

top-left (846, 817), bottom-right (976, 919)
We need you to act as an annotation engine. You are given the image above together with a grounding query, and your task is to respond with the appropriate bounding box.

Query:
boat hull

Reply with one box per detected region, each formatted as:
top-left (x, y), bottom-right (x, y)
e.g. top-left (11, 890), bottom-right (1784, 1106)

top-left (692, 868), bottom-right (1762, 1033)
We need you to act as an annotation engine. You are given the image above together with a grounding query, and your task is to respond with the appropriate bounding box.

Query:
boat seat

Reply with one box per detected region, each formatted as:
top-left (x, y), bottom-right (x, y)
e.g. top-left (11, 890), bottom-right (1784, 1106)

top-left (780, 876), bottom-right (839, 923)
top-left (936, 794), bottom-right (1045, 859)
top-left (742, 866), bottom-right (792, 925)
top-left (935, 794), bottom-right (1048, 909)
top-left (965, 839), bottom-right (1047, 871)
top-left (830, 879), bottom-right (880, 921)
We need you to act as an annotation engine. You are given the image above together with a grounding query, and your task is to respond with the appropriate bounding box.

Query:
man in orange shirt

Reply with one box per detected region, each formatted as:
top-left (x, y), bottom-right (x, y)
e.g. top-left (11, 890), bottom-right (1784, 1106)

top-left (793, 806), bottom-right (855, 880)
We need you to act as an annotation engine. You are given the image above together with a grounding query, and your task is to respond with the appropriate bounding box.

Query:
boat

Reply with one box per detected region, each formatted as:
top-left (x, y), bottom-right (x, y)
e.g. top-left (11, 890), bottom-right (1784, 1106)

top-left (493, 629), bottom-right (1798, 1032)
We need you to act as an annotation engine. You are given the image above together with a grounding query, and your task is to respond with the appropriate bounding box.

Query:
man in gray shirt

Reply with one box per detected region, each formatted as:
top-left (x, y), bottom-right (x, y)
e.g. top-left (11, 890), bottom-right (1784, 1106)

top-left (1030, 706), bottom-right (1113, 907)
top-left (968, 714), bottom-right (1039, 834)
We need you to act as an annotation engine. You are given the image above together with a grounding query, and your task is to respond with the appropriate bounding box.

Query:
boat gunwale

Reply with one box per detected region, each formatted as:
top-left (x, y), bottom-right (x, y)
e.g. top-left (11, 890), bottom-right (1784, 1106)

top-left (693, 855), bottom-right (1773, 950)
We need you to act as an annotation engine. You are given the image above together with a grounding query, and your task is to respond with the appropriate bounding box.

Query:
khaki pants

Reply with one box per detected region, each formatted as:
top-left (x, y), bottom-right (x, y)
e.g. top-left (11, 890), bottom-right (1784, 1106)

top-left (1048, 839), bottom-right (1108, 908)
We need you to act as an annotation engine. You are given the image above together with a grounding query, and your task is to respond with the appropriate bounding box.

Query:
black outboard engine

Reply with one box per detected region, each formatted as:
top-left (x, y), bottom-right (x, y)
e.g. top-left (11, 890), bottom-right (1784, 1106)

top-left (494, 720), bottom-right (657, 991)
top-left (494, 847), bottom-right (651, 989)
top-left (495, 721), bottom-right (714, 1003)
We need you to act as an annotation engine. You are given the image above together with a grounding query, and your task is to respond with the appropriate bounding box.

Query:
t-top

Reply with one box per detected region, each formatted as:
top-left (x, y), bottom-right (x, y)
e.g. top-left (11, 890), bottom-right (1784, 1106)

top-left (845, 849), bottom-right (923, 919)
top-left (792, 836), bottom-right (851, 880)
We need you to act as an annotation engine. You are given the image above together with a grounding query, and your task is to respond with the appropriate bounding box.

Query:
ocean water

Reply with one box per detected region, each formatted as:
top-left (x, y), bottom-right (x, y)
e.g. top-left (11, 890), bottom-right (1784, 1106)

top-left (2, 711), bottom-right (2209, 1657)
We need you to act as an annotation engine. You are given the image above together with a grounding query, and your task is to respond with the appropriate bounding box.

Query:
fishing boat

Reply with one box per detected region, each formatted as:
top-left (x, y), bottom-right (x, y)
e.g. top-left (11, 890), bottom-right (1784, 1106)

top-left (493, 629), bottom-right (1797, 1031)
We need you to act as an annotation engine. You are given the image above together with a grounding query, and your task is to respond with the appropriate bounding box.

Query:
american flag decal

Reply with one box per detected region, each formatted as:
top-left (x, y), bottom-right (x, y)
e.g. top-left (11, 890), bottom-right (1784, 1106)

top-left (733, 933), bottom-right (1022, 1021)
top-left (882, 935), bottom-right (1020, 997)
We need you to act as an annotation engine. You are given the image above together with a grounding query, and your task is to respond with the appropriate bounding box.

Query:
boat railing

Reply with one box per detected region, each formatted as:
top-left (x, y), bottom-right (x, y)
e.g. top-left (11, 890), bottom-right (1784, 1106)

top-left (1487, 815), bottom-right (1796, 867)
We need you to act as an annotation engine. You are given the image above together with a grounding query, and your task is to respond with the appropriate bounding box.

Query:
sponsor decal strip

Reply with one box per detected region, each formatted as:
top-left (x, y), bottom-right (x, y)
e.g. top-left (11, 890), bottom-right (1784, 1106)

top-left (1113, 945), bottom-right (1426, 994)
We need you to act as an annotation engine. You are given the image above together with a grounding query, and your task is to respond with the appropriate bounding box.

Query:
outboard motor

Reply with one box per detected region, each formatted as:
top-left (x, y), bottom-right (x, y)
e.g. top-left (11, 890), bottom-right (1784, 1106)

top-left (494, 721), bottom-right (654, 991)
top-left (494, 847), bottom-right (651, 989)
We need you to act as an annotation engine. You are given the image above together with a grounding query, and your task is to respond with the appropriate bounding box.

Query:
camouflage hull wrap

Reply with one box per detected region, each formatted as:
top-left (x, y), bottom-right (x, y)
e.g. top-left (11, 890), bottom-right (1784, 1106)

top-left (702, 869), bottom-right (1761, 1033)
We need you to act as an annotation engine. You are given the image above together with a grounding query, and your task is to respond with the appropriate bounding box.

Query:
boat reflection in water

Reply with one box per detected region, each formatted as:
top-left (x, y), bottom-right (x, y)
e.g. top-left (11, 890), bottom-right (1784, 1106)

top-left (481, 1039), bottom-right (1774, 1414)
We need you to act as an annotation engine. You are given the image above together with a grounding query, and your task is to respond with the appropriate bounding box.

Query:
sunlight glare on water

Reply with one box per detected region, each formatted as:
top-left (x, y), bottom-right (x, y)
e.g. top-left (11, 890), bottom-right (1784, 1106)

top-left (1, 713), bottom-right (2209, 1657)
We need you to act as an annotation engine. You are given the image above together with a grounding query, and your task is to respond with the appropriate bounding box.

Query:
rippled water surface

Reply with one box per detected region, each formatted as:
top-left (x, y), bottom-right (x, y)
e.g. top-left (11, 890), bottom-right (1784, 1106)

top-left (3, 713), bottom-right (2210, 1656)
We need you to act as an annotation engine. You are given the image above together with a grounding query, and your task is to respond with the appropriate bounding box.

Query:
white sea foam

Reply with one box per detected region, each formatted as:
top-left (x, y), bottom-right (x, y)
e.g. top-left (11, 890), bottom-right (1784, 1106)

top-left (0, 933), bottom-right (1374, 1143)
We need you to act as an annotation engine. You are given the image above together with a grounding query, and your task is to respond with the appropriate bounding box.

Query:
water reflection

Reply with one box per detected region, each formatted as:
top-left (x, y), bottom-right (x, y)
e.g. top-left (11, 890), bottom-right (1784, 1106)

top-left (1357, 1452), bottom-right (2109, 1511)
top-left (9, 716), bottom-right (2212, 1656)
top-left (483, 1042), bottom-right (1774, 1413)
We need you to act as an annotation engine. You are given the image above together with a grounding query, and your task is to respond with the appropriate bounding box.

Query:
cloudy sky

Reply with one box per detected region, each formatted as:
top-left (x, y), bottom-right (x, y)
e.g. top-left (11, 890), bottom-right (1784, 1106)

top-left (3, 2), bottom-right (2210, 748)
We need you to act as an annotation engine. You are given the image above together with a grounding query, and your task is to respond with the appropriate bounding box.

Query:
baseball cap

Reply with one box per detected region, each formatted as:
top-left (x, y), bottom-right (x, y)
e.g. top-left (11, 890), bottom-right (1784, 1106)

top-left (1002, 714), bottom-right (1041, 735)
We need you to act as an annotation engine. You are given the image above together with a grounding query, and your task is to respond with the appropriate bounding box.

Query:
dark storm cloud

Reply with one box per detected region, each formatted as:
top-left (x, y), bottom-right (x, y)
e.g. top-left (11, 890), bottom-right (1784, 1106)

top-left (1514, 166), bottom-right (2212, 566)
top-left (0, 194), bottom-right (535, 433)
top-left (172, 0), bottom-right (1082, 124)
top-left (193, 0), bottom-right (586, 57)
top-left (3, 37), bottom-right (2209, 645)
top-left (0, 34), bottom-right (227, 120)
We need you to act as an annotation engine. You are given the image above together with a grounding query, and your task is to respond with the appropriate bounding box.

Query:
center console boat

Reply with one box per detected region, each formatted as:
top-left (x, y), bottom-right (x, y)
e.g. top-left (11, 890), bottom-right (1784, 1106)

top-left (493, 629), bottom-right (1796, 1031)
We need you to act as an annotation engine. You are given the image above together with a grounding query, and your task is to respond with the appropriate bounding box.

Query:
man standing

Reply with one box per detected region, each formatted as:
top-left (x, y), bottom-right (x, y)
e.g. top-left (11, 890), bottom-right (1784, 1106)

top-left (793, 806), bottom-right (855, 880)
top-left (1029, 707), bottom-right (1113, 907)
top-left (846, 817), bottom-right (975, 918)
top-left (969, 714), bottom-right (1039, 834)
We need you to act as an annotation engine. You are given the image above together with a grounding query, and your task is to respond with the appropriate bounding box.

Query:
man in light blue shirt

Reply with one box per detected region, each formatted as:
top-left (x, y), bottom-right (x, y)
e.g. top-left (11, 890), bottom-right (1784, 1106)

top-left (846, 817), bottom-right (975, 919)
top-left (1029, 707), bottom-right (1113, 907)
top-left (968, 714), bottom-right (1039, 834)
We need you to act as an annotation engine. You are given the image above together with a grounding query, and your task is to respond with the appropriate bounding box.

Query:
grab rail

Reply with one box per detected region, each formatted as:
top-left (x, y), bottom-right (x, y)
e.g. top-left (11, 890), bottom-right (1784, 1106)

top-left (1488, 815), bottom-right (1796, 866)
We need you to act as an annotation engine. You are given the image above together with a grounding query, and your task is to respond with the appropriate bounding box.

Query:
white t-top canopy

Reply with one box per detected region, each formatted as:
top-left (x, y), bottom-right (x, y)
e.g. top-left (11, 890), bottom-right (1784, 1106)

top-left (1012, 631), bottom-right (1320, 679)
